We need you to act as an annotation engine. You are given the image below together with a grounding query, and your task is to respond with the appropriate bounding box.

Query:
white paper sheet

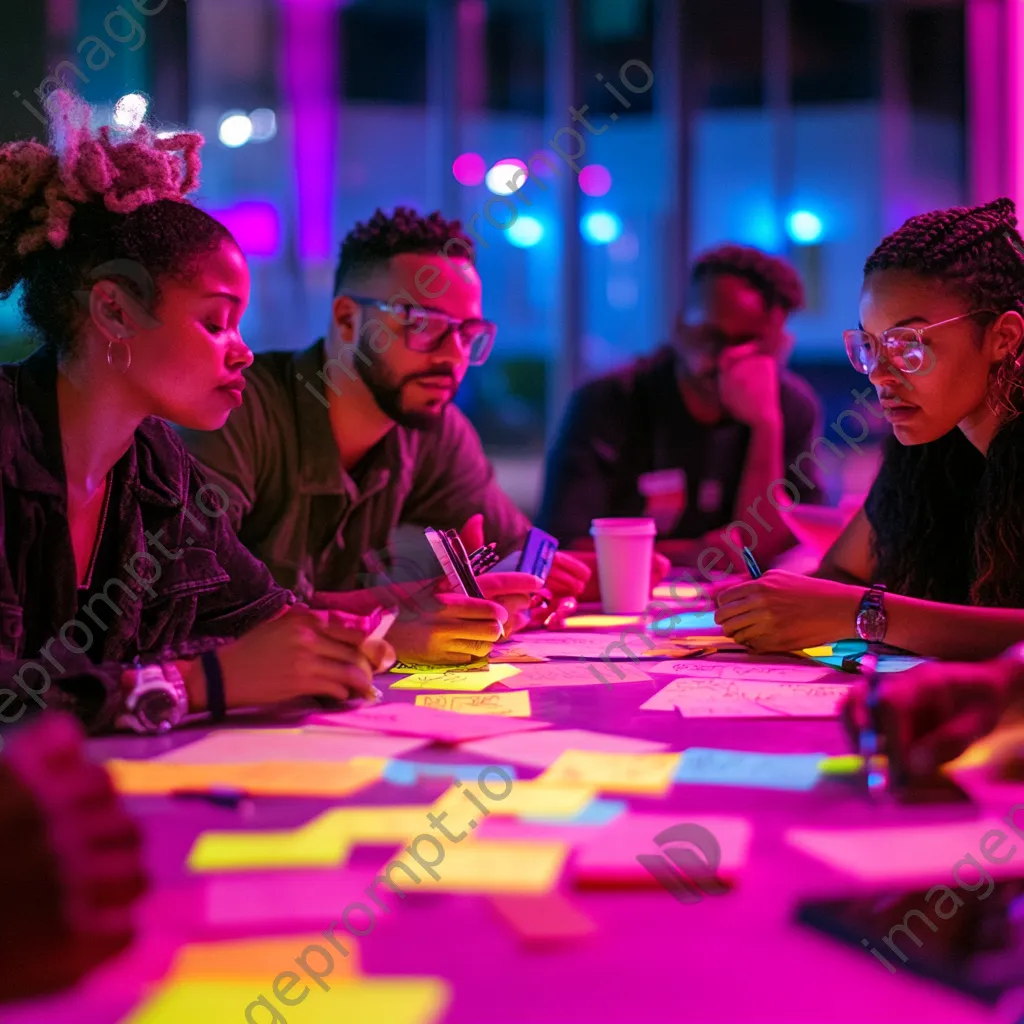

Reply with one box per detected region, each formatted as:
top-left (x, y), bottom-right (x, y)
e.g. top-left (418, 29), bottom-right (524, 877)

top-left (510, 661), bottom-right (653, 687)
top-left (499, 631), bottom-right (658, 661)
top-left (640, 678), bottom-right (852, 717)
top-left (645, 660), bottom-right (835, 681)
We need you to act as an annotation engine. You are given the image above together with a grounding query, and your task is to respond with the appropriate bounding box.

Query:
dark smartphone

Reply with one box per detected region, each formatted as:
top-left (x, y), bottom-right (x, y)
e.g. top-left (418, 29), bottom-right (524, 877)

top-left (516, 528), bottom-right (559, 583)
top-left (797, 878), bottom-right (1024, 1004)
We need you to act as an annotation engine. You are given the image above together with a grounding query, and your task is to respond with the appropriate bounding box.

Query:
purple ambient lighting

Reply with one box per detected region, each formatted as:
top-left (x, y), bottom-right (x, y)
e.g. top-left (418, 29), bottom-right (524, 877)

top-left (452, 152), bottom-right (487, 186)
top-left (579, 164), bottom-right (612, 197)
top-left (208, 201), bottom-right (282, 259)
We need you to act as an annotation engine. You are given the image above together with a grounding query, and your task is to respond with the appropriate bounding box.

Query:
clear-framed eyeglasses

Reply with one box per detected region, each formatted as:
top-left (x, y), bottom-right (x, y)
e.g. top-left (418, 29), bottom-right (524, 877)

top-left (347, 296), bottom-right (497, 366)
top-left (843, 310), bottom-right (997, 375)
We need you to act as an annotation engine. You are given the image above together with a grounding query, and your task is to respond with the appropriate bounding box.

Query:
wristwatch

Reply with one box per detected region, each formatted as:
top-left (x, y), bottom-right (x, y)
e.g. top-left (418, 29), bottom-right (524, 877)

top-left (117, 660), bottom-right (189, 734)
top-left (855, 584), bottom-right (888, 643)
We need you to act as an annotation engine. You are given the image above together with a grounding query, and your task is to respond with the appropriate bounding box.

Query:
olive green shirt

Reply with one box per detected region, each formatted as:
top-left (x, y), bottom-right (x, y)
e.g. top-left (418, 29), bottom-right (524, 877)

top-left (179, 339), bottom-right (530, 601)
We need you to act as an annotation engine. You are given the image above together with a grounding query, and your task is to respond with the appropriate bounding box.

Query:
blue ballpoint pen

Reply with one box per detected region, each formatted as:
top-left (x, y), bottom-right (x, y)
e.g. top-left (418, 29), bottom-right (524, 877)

top-left (741, 545), bottom-right (762, 579)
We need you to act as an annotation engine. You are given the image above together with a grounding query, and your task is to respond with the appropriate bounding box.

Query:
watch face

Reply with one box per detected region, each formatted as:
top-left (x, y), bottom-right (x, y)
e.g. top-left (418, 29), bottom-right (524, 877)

top-left (136, 689), bottom-right (181, 731)
top-left (857, 608), bottom-right (886, 642)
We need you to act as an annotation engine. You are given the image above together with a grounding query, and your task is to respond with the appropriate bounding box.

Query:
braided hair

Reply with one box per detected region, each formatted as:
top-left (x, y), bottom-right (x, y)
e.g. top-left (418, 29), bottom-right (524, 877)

top-left (334, 206), bottom-right (475, 293)
top-left (862, 197), bottom-right (1024, 608)
top-left (0, 91), bottom-right (232, 356)
top-left (690, 243), bottom-right (805, 314)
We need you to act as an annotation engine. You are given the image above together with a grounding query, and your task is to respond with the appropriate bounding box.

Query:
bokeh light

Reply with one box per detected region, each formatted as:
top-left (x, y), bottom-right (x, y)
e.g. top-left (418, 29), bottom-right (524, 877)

top-left (485, 158), bottom-right (527, 195)
top-left (249, 108), bottom-right (278, 142)
top-left (218, 111), bottom-right (253, 148)
top-left (581, 211), bottom-right (623, 245)
top-left (452, 152), bottom-right (487, 186)
top-left (507, 216), bottom-right (544, 248)
top-left (113, 93), bottom-right (148, 130)
top-left (786, 210), bottom-right (824, 245)
top-left (578, 164), bottom-right (612, 197)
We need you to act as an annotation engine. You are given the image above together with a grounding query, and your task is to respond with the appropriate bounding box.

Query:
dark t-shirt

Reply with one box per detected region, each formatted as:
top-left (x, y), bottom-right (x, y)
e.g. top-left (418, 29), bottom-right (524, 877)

top-left (536, 346), bottom-right (826, 545)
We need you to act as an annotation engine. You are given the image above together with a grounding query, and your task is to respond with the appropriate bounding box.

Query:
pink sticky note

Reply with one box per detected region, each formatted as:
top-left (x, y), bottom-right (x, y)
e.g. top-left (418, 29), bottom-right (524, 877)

top-left (308, 703), bottom-right (551, 743)
top-left (459, 729), bottom-right (672, 769)
top-left (571, 813), bottom-right (752, 887)
top-left (200, 868), bottom-right (384, 935)
top-left (488, 892), bottom-right (596, 944)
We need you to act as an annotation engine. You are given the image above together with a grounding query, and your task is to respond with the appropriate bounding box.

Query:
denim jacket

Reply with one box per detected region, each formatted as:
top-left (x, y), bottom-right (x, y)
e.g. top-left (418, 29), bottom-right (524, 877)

top-left (0, 348), bottom-right (292, 735)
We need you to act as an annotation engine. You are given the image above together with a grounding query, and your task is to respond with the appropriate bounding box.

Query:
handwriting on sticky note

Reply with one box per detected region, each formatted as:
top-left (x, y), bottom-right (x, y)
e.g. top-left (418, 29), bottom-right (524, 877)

top-left (539, 751), bottom-right (681, 794)
top-left (512, 661), bottom-right (652, 687)
top-left (415, 690), bottom-right (531, 717)
top-left (390, 664), bottom-right (522, 690)
top-left (677, 748), bottom-right (827, 791)
top-left (391, 658), bottom-right (490, 674)
top-left (646, 660), bottom-right (834, 682)
top-left (640, 679), bottom-right (851, 718)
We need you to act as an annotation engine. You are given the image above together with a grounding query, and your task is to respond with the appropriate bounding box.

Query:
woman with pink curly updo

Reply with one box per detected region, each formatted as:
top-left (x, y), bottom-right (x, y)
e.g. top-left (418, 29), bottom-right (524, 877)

top-left (0, 94), bottom-right (394, 742)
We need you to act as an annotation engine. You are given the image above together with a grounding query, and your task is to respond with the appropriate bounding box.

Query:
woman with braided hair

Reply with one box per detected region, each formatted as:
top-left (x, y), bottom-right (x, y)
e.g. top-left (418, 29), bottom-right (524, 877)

top-left (0, 93), bottom-right (394, 739)
top-left (715, 198), bottom-right (1024, 659)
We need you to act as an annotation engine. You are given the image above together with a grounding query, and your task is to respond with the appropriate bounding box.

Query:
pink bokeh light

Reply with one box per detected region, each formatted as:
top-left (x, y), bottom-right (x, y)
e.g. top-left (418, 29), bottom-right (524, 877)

top-left (579, 164), bottom-right (612, 197)
top-left (452, 152), bottom-right (487, 186)
top-left (208, 201), bottom-right (282, 259)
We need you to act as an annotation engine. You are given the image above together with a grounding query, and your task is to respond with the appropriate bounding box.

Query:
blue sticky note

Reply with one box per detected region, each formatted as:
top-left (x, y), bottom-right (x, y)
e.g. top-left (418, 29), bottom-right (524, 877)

top-left (523, 798), bottom-right (627, 826)
top-left (676, 748), bottom-right (827, 791)
top-left (383, 761), bottom-right (517, 786)
top-left (649, 611), bottom-right (719, 634)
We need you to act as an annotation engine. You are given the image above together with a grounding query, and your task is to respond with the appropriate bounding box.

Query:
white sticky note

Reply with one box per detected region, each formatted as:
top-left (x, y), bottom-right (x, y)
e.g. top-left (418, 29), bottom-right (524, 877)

top-left (459, 728), bottom-right (671, 770)
top-left (641, 678), bottom-right (851, 718)
top-left (645, 660), bottom-right (836, 682)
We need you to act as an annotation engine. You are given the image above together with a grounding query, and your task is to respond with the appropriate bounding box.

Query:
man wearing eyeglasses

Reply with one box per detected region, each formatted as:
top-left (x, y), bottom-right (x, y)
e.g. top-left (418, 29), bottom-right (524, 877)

top-left (180, 207), bottom-right (589, 664)
top-left (538, 244), bottom-right (826, 578)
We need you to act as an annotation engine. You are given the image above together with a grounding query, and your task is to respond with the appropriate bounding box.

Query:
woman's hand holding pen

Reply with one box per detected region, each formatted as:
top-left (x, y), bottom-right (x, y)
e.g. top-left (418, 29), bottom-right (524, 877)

top-left (842, 659), bottom-right (1021, 777)
top-left (387, 590), bottom-right (509, 665)
top-left (714, 570), bottom-right (861, 651)
top-left (477, 572), bottom-right (545, 635)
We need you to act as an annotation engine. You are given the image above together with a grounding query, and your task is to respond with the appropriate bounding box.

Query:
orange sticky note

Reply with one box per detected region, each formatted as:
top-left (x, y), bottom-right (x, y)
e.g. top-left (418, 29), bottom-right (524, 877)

top-left (171, 934), bottom-right (359, 980)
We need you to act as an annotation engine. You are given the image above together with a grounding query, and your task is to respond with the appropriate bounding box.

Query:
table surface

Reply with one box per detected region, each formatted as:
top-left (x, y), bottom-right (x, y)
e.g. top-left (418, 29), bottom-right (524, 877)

top-left (5, 615), bottom-right (1024, 1024)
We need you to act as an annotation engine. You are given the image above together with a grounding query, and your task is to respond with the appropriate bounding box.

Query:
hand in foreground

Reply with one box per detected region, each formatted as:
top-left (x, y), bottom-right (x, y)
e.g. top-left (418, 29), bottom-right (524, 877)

top-left (546, 550), bottom-right (592, 600)
top-left (1, 714), bottom-right (147, 1002)
top-left (477, 571), bottom-right (545, 635)
top-left (571, 550), bottom-right (671, 604)
top-left (841, 659), bottom-right (1020, 778)
top-left (387, 592), bottom-right (509, 665)
top-left (215, 607), bottom-right (396, 706)
top-left (714, 570), bottom-right (860, 652)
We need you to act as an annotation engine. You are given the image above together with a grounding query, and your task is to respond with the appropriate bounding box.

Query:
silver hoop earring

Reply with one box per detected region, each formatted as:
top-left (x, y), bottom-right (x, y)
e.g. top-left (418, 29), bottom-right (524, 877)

top-left (106, 338), bottom-right (132, 374)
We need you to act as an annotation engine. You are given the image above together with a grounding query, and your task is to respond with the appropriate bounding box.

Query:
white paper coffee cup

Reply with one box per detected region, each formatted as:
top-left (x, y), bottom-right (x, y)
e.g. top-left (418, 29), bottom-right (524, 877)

top-left (589, 517), bottom-right (656, 613)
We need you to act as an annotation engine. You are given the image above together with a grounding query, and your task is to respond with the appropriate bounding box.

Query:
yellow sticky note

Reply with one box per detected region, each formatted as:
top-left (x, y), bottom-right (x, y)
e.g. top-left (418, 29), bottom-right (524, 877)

top-left (188, 827), bottom-right (350, 872)
top-left (393, 840), bottom-right (567, 894)
top-left (390, 658), bottom-right (490, 674)
top-left (818, 754), bottom-right (864, 775)
top-left (302, 806), bottom-right (433, 844)
top-left (800, 646), bottom-right (835, 657)
top-left (414, 690), bottom-right (532, 717)
top-left (171, 935), bottom-right (359, 980)
top-left (562, 614), bottom-right (643, 629)
top-left (123, 977), bottom-right (450, 1024)
top-left (432, 780), bottom-right (594, 830)
top-left (390, 664), bottom-right (521, 691)
top-left (539, 750), bottom-right (681, 795)
top-left (106, 759), bottom-right (384, 798)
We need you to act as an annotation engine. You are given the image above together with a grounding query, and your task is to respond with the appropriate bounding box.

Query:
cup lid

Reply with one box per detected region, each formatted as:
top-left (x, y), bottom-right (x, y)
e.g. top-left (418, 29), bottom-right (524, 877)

top-left (589, 517), bottom-right (657, 536)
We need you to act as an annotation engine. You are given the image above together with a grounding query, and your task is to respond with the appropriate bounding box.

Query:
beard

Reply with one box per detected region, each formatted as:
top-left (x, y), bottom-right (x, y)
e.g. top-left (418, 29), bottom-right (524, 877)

top-left (354, 340), bottom-right (459, 431)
